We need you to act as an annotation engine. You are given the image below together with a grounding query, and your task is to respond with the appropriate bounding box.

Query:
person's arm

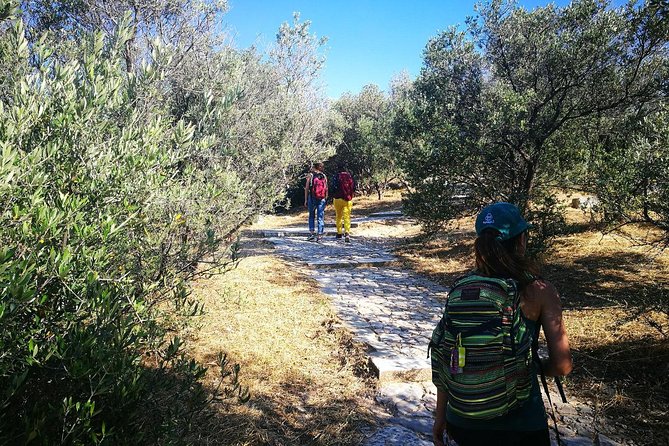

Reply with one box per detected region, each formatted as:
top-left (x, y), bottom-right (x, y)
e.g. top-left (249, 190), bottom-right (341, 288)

top-left (433, 389), bottom-right (448, 446)
top-left (325, 176), bottom-right (329, 199)
top-left (536, 280), bottom-right (573, 377)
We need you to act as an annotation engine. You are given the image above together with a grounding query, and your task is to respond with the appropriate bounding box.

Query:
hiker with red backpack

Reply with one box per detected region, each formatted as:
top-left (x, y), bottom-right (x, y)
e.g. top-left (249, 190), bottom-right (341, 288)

top-left (304, 162), bottom-right (328, 242)
top-left (430, 202), bottom-right (573, 446)
top-left (331, 166), bottom-right (356, 243)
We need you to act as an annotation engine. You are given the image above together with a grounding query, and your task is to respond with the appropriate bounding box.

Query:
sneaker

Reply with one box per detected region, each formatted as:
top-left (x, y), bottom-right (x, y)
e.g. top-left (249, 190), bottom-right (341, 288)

top-left (345, 234), bottom-right (350, 243)
top-left (336, 233), bottom-right (343, 239)
top-left (316, 235), bottom-right (322, 243)
top-left (306, 234), bottom-right (316, 242)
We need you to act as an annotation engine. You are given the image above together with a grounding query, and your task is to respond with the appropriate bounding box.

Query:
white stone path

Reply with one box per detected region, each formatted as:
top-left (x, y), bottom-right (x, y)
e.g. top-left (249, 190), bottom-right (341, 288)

top-left (251, 215), bottom-right (628, 446)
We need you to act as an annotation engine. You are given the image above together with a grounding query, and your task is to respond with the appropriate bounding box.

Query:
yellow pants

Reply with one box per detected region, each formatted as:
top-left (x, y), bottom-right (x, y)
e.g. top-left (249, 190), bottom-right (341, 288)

top-left (333, 198), bottom-right (353, 235)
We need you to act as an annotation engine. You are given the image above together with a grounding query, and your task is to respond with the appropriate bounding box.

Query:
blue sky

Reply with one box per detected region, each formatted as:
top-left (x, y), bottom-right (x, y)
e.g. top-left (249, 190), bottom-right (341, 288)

top-left (221, 1), bottom-right (611, 99)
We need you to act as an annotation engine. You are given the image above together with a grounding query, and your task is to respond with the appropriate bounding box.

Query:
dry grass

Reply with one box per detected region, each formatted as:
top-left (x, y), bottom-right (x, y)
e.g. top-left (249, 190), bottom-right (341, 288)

top-left (545, 217), bottom-right (669, 445)
top-left (351, 191), bottom-right (405, 216)
top-left (184, 239), bottom-right (378, 445)
top-left (394, 217), bottom-right (477, 286)
top-left (174, 192), bottom-right (410, 444)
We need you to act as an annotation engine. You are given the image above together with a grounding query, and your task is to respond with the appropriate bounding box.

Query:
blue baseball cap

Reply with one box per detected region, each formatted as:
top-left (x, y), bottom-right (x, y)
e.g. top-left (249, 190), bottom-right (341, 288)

top-left (475, 202), bottom-right (531, 241)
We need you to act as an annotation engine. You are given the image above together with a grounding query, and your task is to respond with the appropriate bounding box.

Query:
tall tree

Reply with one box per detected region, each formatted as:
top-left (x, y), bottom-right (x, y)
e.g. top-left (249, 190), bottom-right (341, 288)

top-left (396, 0), bottom-right (669, 241)
top-left (394, 27), bottom-right (485, 230)
top-left (329, 84), bottom-right (399, 199)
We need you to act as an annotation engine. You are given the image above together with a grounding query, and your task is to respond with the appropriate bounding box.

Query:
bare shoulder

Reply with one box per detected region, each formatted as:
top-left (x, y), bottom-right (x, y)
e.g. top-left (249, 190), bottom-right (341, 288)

top-left (524, 279), bottom-right (560, 301)
top-left (521, 278), bottom-right (561, 320)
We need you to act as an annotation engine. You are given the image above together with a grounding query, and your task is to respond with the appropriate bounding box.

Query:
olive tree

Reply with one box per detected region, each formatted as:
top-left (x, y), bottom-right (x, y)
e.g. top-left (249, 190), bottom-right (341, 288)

top-left (396, 0), bottom-right (668, 244)
top-left (329, 84), bottom-right (400, 199)
top-left (591, 104), bottom-right (669, 242)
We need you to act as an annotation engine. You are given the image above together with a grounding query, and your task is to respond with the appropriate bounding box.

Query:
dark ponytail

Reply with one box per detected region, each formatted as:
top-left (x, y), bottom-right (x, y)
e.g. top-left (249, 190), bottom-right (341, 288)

top-left (474, 228), bottom-right (539, 287)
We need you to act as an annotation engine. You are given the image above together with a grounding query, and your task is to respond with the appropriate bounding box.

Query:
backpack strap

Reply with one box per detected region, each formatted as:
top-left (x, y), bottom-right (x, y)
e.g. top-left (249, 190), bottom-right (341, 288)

top-left (427, 317), bottom-right (446, 359)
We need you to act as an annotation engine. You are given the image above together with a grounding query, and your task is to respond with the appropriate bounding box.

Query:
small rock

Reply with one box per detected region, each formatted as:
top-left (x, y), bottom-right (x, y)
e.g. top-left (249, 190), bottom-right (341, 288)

top-left (364, 425), bottom-right (432, 446)
top-left (390, 416), bottom-right (433, 435)
top-left (558, 437), bottom-right (593, 446)
top-left (597, 433), bottom-right (623, 446)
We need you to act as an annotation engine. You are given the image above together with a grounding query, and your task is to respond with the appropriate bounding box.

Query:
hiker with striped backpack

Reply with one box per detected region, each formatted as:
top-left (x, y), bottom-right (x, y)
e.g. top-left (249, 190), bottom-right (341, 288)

top-left (429, 202), bottom-right (573, 446)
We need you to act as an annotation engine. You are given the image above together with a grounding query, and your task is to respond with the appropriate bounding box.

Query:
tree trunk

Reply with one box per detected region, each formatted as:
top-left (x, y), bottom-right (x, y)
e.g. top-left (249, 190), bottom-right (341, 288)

top-left (642, 176), bottom-right (651, 222)
top-left (519, 160), bottom-right (536, 212)
top-left (124, 6), bottom-right (138, 73)
top-left (125, 38), bottom-right (134, 73)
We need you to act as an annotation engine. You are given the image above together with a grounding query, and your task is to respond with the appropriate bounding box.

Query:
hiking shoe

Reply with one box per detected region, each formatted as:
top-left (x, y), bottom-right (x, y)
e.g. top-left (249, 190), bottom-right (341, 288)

top-left (316, 235), bottom-right (323, 243)
top-left (306, 234), bottom-right (316, 242)
top-left (345, 234), bottom-right (350, 243)
top-left (336, 233), bottom-right (343, 239)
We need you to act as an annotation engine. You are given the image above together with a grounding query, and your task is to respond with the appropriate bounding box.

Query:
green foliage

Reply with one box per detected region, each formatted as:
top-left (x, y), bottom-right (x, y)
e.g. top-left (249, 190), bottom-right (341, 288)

top-left (0, 24), bottom-right (226, 445)
top-left (592, 107), bottom-right (669, 241)
top-left (393, 27), bottom-right (485, 232)
top-left (395, 0), bottom-right (669, 244)
top-left (0, 6), bottom-right (329, 444)
top-left (0, 0), bottom-right (18, 22)
top-left (328, 84), bottom-right (400, 199)
top-left (212, 13), bottom-right (331, 211)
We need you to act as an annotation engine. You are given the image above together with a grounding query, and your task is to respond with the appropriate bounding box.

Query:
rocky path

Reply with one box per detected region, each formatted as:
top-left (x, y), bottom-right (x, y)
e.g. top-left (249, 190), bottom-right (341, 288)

top-left (245, 213), bottom-right (627, 446)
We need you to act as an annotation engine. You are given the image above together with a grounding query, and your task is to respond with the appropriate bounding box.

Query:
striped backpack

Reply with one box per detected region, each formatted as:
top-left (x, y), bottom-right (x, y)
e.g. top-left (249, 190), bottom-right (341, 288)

top-left (428, 274), bottom-right (533, 420)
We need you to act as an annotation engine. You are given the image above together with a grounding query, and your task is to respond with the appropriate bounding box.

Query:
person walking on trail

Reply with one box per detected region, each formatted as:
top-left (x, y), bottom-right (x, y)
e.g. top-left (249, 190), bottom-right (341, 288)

top-left (430, 202), bottom-right (572, 446)
top-left (304, 162), bottom-right (328, 242)
top-left (331, 165), bottom-right (356, 243)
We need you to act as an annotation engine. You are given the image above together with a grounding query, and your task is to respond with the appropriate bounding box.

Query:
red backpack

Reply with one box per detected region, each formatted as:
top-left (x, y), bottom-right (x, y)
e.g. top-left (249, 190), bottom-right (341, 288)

top-left (337, 171), bottom-right (355, 201)
top-left (311, 172), bottom-right (327, 200)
